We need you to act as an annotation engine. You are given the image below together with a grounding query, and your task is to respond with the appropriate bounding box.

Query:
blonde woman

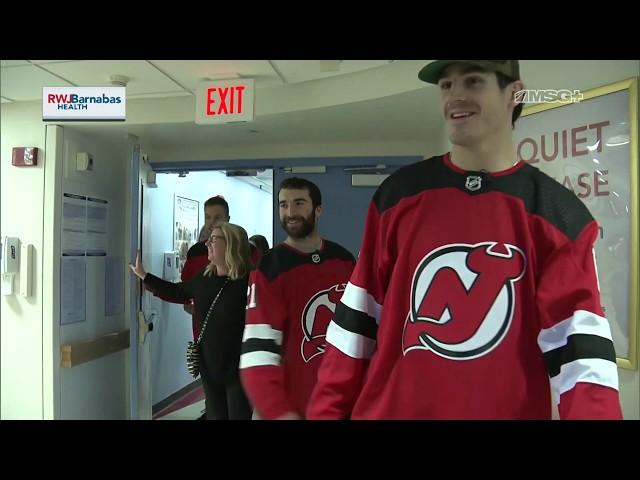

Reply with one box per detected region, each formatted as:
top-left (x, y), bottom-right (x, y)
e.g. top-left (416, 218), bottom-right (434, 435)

top-left (130, 222), bottom-right (252, 420)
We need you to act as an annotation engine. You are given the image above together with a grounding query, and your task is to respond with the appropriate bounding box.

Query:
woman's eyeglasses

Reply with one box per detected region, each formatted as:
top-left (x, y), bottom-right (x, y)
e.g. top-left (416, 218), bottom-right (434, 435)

top-left (206, 234), bottom-right (225, 246)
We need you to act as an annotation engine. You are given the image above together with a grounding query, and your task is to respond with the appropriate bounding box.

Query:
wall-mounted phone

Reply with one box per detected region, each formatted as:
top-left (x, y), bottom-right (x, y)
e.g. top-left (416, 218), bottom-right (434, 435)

top-left (2, 237), bottom-right (20, 295)
top-left (76, 152), bottom-right (93, 172)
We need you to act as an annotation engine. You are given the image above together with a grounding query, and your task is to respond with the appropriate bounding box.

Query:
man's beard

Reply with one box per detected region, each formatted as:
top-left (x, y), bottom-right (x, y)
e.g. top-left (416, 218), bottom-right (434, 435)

top-left (281, 211), bottom-right (315, 239)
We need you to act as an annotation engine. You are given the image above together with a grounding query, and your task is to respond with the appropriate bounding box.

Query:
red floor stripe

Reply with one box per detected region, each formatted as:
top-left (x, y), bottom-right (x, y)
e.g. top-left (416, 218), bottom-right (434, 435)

top-left (153, 387), bottom-right (205, 419)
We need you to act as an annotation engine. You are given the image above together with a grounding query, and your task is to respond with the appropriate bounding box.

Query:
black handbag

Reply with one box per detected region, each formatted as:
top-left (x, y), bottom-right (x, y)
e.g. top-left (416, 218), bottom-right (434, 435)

top-left (186, 278), bottom-right (229, 379)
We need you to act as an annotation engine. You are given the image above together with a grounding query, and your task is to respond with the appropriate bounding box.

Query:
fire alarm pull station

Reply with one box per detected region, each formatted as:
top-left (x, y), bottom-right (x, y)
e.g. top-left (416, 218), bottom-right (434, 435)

top-left (12, 147), bottom-right (39, 167)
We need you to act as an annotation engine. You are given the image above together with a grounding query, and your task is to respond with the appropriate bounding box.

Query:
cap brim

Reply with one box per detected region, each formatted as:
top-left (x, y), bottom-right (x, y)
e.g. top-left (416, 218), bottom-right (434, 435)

top-left (418, 60), bottom-right (456, 84)
top-left (418, 60), bottom-right (508, 84)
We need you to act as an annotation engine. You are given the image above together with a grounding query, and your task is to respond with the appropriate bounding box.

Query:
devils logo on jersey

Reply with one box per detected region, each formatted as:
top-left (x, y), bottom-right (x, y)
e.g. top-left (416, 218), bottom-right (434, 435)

top-left (301, 283), bottom-right (347, 362)
top-left (402, 242), bottom-right (526, 360)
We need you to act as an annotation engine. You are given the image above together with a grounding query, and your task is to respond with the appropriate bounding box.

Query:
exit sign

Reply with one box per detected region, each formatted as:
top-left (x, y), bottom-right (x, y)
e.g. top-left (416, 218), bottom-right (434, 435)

top-left (195, 79), bottom-right (255, 125)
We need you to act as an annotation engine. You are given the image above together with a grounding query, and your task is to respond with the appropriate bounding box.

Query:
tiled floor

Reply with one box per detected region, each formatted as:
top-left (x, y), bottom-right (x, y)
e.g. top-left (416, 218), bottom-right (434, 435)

top-left (157, 399), bottom-right (206, 420)
top-left (153, 385), bottom-right (260, 420)
top-left (154, 386), bottom-right (206, 420)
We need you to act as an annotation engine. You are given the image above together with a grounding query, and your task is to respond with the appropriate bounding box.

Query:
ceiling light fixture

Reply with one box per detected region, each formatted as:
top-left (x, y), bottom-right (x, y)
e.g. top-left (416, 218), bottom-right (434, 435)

top-left (203, 72), bottom-right (241, 81)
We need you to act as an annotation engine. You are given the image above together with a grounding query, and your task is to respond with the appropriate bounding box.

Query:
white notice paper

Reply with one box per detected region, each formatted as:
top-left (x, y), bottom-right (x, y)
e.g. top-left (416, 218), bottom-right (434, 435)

top-left (62, 193), bottom-right (86, 256)
top-left (61, 257), bottom-right (86, 325)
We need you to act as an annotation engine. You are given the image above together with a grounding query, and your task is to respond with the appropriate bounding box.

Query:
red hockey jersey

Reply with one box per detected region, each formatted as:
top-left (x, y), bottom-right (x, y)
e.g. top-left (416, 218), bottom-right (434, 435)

top-left (307, 154), bottom-right (622, 420)
top-left (240, 240), bottom-right (355, 419)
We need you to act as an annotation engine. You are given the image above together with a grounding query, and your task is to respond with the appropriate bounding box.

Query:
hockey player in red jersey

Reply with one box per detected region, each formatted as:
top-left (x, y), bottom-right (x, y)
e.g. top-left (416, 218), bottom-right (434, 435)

top-left (307, 60), bottom-right (623, 420)
top-left (240, 177), bottom-right (355, 419)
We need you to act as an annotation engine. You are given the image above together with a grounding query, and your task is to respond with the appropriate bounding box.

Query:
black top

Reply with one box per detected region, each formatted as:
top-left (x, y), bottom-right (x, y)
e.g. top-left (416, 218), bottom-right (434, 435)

top-left (144, 268), bottom-right (249, 383)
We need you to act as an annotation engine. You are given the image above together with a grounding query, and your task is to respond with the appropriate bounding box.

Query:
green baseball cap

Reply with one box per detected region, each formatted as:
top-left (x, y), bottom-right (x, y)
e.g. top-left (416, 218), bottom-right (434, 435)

top-left (418, 60), bottom-right (520, 84)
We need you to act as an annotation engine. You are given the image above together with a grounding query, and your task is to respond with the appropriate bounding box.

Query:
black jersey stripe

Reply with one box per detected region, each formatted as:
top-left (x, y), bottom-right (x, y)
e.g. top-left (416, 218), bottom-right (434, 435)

top-left (259, 240), bottom-right (355, 281)
top-left (544, 334), bottom-right (617, 378)
top-left (373, 155), bottom-right (594, 241)
top-left (333, 302), bottom-right (378, 340)
top-left (241, 338), bottom-right (282, 356)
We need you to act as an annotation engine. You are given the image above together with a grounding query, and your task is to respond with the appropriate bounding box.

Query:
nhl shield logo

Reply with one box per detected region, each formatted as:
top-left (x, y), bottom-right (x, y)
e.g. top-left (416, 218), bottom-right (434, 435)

top-left (312, 253), bottom-right (321, 263)
top-left (465, 175), bottom-right (482, 192)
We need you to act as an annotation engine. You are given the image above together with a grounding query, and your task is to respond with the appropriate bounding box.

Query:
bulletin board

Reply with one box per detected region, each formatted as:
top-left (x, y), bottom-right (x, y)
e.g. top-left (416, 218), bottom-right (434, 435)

top-left (513, 77), bottom-right (638, 369)
top-left (173, 196), bottom-right (199, 276)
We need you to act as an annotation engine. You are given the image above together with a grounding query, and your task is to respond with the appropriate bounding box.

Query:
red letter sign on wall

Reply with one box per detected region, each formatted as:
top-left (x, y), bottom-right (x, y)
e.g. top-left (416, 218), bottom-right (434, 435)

top-left (195, 79), bottom-right (255, 125)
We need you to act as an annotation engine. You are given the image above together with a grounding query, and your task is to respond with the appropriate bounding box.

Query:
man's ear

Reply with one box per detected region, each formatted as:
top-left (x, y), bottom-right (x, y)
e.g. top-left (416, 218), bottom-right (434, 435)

top-left (315, 205), bottom-right (322, 219)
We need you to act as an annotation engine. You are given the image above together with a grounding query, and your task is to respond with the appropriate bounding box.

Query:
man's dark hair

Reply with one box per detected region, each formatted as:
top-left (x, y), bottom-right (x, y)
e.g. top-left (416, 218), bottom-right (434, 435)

top-left (496, 72), bottom-right (524, 128)
top-left (249, 235), bottom-right (270, 254)
top-left (204, 195), bottom-right (230, 218)
top-left (278, 177), bottom-right (322, 209)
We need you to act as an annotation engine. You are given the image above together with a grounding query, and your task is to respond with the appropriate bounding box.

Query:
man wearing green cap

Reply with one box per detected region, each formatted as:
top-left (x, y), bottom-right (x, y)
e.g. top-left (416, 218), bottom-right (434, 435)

top-left (307, 60), bottom-right (623, 419)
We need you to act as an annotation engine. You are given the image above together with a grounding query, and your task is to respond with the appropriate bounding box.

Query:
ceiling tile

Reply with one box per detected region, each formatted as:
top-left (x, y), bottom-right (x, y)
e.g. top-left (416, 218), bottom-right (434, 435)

top-left (40, 60), bottom-right (186, 96)
top-left (1, 60), bottom-right (30, 67)
top-left (272, 60), bottom-right (391, 84)
top-left (128, 91), bottom-right (192, 100)
top-left (150, 60), bottom-right (283, 90)
top-left (1, 65), bottom-right (72, 101)
top-left (29, 60), bottom-right (76, 65)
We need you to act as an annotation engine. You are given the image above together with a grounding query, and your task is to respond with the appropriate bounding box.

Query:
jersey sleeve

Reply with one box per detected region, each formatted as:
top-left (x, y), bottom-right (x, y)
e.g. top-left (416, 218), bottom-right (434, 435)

top-left (240, 268), bottom-right (297, 419)
top-left (536, 220), bottom-right (622, 419)
top-left (181, 254), bottom-right (209, 282)
top-left (307, 201), bottom-right (388, 419)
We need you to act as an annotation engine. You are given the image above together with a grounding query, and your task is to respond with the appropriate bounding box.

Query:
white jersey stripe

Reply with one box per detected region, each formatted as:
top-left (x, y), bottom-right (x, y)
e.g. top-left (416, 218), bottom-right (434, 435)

top-left (240, 350), bottom-right (281, 369)
top-left (538, 310), bottom-right (612, 353)
top-left (326, 320), bottom-right (376, 359)
top-left (242, 324), bottom-right (283, 345)
top-left (592, 248), bottom-right (601, 292)
top-left (550, 358), bottom-right (619, 405)
top-left (340, 282), bottom-right (383, 324)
